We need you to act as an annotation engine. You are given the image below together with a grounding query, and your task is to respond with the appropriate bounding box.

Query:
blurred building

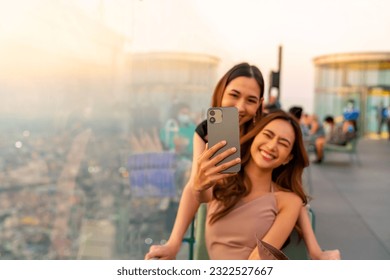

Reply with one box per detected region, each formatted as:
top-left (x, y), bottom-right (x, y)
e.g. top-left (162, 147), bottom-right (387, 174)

top-left (127, 52), bottom-right (220, 131)
top-left (313, 52), bottom-right (390, 138)
top-left (114, 52), bottom-right (219, 258)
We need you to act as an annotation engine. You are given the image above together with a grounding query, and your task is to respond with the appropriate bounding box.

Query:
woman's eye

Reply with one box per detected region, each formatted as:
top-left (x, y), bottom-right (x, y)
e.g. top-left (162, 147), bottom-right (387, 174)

top-left (279, 142), bottom-right (289, 148)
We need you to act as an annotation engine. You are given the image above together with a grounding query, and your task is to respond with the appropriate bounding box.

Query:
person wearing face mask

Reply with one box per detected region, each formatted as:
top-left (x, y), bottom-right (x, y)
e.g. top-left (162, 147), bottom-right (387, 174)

top-left (160, 102), bottom-right (196, 159)
top-left (343, 99), bottom-right (360, 124)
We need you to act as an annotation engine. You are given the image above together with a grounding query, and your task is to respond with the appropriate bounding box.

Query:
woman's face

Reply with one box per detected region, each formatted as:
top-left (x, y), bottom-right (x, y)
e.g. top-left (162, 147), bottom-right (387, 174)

top-left (249, 119), bottom-right (295, 170)
top-left (221, 76), bottom-right (262, 126)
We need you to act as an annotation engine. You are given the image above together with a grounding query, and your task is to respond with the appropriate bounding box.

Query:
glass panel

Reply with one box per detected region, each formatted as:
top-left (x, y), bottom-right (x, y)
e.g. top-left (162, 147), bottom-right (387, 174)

top-left (0, 2), bottom-right (218, 259)
top-left (365, 69), bottom-right (380, 87)
top-left (378, 69), bottom-right (390, 86)
top-left (347, 69), bottom-right (364, 86)
top-left (314, 91), bottom-right (344, 121)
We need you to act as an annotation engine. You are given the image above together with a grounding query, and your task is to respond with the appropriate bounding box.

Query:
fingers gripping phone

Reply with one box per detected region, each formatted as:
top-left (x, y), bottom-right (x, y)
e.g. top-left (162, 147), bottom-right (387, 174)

top-left (207, 107), bottom-right (241, 173)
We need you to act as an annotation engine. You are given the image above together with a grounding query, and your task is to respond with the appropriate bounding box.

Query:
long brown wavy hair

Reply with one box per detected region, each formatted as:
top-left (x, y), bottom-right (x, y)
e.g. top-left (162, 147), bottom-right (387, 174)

top-left (211, 62), bottom-right (265, 136)
top-left (210, 110), bottom-right (309, 224)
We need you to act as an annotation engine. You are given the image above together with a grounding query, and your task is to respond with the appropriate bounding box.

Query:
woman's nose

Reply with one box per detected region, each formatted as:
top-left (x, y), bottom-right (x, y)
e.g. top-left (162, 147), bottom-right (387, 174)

top-left (235, 99), bottom-right (246, 113)
top-left (266, 138), bottom-right (278, 150)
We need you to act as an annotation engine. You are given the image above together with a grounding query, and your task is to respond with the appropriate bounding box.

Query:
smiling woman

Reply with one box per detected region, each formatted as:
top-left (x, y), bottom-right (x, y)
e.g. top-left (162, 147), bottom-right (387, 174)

top-left (194, 110), bottom-right (309, 259)
top-left (251, 121), bottom-right (295, 166)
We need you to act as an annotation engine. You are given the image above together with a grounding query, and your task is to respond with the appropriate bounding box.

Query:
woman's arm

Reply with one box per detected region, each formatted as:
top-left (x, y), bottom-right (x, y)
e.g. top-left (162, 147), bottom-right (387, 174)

top-left (310, 121), bottom-right (319, 135)
top-left (248, 192), bottom-right (302, 259)
top-left (298, 206), bottom-right (341, 260)
top-left (145, 134), bottom-right (206, 260)
top-left (145, 133), bottom-right (241, 259)
top-left (145, 184), bottom-right (201, 259)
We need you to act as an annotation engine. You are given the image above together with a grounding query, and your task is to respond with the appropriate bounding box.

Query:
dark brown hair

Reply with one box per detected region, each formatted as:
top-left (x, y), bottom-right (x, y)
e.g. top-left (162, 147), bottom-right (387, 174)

top-left (210, 110), bottom-right (309, 224)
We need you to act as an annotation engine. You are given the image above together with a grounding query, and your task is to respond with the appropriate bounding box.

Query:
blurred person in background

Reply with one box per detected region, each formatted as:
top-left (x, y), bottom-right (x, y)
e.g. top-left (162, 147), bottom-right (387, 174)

top-left (386, 105), bottom-right (390, 140)
top-left (313, 116), bottom-right (357, 164)
top-left (288, 106), bottom-right (310, 139)
top-left (160, 102), bottom-right (196, 160)
top-left (343, 99), bottom-right (360, 131)
top-left (263, 90), bottom-right (281, 114)
top-left (307, 114), bottom-right (325, 146)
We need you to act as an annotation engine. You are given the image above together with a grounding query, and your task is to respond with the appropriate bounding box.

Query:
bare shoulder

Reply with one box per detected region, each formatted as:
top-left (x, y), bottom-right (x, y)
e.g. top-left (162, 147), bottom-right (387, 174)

top-left (274, 186), bottom-right (303, 209)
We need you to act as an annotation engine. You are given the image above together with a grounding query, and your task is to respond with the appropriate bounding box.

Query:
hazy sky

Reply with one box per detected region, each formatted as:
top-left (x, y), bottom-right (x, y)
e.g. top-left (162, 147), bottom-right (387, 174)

top-left (2, 0), bottom-right (390, 113)
top-left (124, 0), bottom-right (390, 112)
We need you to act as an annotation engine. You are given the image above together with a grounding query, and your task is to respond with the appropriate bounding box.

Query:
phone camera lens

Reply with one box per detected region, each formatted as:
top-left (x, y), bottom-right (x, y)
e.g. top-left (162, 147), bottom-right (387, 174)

top-left (210, 117), bottom-right (215, 123)
top-left (210, 110), bottom-right (215, 116)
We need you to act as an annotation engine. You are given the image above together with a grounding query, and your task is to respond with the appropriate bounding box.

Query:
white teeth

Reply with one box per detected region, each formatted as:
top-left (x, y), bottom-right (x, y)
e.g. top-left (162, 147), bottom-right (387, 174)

top-left (260, 150), bottom-right (275, 160)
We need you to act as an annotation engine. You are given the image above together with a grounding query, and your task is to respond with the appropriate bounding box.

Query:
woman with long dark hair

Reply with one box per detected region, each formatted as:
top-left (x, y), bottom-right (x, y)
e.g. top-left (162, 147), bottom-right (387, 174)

top-left (196, 111), bottom-right (307, 259)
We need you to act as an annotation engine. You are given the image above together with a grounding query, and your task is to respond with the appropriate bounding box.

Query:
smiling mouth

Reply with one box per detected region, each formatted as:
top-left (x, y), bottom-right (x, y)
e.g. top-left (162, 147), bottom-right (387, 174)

top-left (260, 150), bottom-right (275, 160)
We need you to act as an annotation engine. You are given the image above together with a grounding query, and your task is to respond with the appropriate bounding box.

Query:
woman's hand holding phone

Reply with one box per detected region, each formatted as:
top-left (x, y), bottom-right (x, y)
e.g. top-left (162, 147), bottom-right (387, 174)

top-left (207, 107), bottom-right (241, 173)
top-left (193, 140), bottom-right (241, 193)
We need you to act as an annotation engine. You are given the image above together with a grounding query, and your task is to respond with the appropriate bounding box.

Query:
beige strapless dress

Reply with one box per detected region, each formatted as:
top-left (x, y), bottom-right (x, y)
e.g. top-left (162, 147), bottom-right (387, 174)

top-left (205, 193), bottom-right (278, 260)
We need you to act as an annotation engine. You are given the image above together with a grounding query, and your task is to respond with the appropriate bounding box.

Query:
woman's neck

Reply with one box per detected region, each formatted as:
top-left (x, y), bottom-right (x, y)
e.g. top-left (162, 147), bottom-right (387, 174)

top-left (244, 159), bottom-right (273, 193)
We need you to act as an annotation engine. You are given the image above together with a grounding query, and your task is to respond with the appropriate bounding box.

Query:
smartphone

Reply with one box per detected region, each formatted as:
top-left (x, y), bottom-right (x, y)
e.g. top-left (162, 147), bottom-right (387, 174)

top-left (207, 107), bottom-right (241, 173)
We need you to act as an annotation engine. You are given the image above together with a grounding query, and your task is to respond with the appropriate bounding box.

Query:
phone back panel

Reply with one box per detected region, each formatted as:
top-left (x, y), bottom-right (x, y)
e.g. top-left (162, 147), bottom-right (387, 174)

top-left (207, 107), bottom-right (241, 173)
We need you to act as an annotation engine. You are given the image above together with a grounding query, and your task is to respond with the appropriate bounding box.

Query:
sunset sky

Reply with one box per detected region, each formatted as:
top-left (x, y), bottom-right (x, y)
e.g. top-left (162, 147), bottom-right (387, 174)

top-left (1, 0), bottom-right (389, 113)
top-left (76, 0), bottom-right (390, 111)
